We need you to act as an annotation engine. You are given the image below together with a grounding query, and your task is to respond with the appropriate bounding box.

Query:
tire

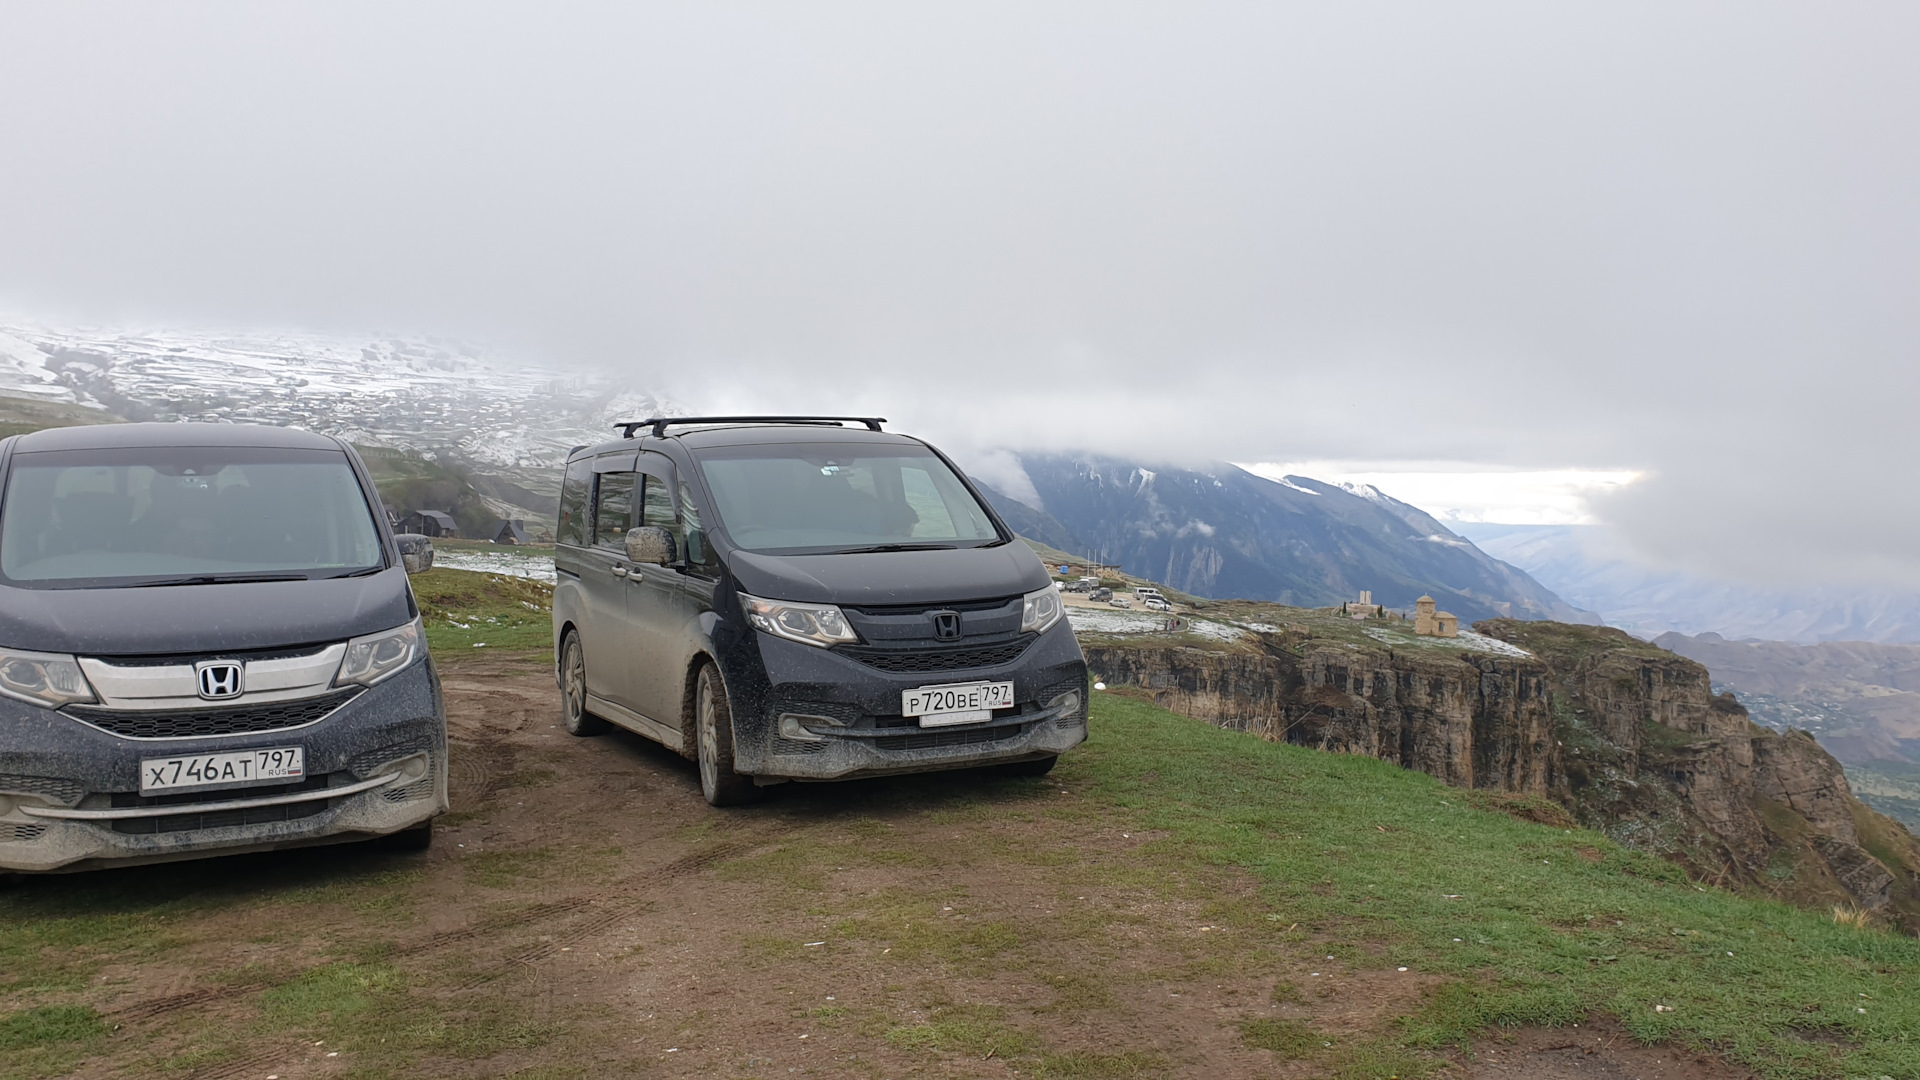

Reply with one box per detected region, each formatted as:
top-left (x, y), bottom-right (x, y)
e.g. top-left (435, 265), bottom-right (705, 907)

top-left (560, 630), bottom-right (609, 736)
top-left (695, 663), bottom-right (762, 807)
top-left (377, 818), bottom-right (433, 853)
top-left (999, 755), bottom-right (1058, 778)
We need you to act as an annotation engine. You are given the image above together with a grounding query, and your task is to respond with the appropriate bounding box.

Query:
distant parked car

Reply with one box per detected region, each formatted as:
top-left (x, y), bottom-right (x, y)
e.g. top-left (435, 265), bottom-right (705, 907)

top-left (1109, 598), bottom-right (1131, 609)
top-left (1088, 587), bottom-right (1113, 602)
top-left (1143, 598), bottom-right (1171, 612)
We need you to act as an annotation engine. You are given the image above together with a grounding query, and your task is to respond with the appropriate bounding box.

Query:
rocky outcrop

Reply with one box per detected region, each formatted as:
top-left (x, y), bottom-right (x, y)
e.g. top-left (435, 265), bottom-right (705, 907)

top-left (1084, 618), bottom-right (1920, 929)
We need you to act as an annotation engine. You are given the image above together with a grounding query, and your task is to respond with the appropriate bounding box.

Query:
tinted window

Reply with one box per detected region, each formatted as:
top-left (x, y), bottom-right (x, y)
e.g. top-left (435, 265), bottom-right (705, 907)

top-left (678, 481), bottom-right (719, 572)
top-left (0, 446), bottom-right (383, 588)
top-left (593, 473), bottom-right (636, 548)
top-left (691, 443), bottom-right (1001, 555)
top-left (556, 458), bottom-right (592, 547)
top-left (641, 474), bottom-right (675, 531)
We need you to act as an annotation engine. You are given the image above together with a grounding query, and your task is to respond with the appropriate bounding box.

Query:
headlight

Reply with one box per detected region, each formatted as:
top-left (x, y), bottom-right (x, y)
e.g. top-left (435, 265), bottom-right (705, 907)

top-left (1020, 585), bottom-right (1063, 634)
top-left (335, 619), bottom-right (423, 687)
top-left (0, 647), bottom-right (96, 708)
top-left (740, 594), bottom-right (859, 648)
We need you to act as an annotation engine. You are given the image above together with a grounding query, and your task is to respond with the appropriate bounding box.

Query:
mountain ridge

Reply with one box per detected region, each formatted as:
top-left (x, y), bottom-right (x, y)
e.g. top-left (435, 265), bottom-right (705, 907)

top-left (981, 452), bottom-right (1595, 625)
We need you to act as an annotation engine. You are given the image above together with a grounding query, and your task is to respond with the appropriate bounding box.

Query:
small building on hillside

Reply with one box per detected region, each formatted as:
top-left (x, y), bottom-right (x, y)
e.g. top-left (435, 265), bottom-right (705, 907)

top-left (1414, 595), bottom-right (1459, 637)
top-left (1345, 590), bottom-right (1382, 619)
top-left (491, 519), bottom-right (533, 545)
top-left (399, 510), bottom-right (459, 538)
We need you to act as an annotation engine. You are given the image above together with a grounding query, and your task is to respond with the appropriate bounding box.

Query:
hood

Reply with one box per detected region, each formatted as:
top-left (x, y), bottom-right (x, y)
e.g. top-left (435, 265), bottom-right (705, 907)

top-left (728, 542), bottom-right (1050, 606)
top-left (0, 568), bottom-right (415, 656)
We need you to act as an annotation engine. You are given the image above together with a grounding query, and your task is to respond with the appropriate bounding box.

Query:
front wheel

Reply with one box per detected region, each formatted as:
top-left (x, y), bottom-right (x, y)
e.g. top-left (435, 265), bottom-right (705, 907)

top-left (560, 630), bottom-right (608, 736)
top-left (695, 663), bottom-right (762, 807)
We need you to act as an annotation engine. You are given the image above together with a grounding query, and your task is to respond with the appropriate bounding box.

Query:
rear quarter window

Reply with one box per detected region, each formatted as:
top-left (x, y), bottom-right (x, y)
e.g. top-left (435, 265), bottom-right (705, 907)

top-left (557, 458), bottom-right (592, 547)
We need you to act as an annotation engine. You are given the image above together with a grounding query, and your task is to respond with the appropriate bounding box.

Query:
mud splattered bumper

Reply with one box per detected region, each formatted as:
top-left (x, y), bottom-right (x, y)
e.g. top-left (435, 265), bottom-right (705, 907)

top-left (727, 621), bottom-right (1089, 781)
top-left (0, 661), bottom-right (447, 873)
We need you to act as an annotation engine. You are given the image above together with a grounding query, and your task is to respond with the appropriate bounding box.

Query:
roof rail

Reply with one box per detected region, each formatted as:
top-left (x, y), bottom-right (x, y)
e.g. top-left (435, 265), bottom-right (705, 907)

top-left (613, 415), bottom-right (887, 439)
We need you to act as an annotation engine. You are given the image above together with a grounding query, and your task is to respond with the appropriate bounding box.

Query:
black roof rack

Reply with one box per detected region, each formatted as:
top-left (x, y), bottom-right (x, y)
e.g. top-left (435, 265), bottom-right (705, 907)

top-left (613, 415), bottom-right (887, 439)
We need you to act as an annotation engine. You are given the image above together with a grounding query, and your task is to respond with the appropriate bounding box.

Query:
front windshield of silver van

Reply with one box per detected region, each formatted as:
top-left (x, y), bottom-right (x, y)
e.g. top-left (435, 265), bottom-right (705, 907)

top-left (0, 446), bottom-right (385, 588)
top-left (692, 443), bottom-right (1002, 555)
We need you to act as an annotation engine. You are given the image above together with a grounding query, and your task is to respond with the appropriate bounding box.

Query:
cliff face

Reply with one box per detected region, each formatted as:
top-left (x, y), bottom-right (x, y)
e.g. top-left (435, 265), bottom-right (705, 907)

top-left (1083, 619), bottom-right (1920, 929)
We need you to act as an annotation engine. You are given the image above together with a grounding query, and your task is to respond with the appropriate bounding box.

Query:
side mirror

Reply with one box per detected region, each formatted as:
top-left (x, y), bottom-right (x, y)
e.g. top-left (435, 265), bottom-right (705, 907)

top-left (625, 526), bottom-right (675, 566)
top-left (395, 534), bottom-right (434, 575)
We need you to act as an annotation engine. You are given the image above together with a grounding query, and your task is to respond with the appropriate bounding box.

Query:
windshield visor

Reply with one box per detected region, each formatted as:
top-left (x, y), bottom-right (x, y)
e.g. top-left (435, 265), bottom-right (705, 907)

top-left (0, 446), bottom-right (385, 589)
top-left (693, 443), bottom-right (1003, 555)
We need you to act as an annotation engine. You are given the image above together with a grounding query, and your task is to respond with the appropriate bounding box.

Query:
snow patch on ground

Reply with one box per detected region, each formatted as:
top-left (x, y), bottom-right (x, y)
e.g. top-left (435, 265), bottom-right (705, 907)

top-left (1276, 476), bottom-right (1321, 495)
top-left (0, 331), bottom-right (90, 404)
top-left (435, 550), bottom-right (556, 583)
top-left (1067, 607), bottom-right (1243, 641)
top-left (1362, 626), bottom-right (1533, 657)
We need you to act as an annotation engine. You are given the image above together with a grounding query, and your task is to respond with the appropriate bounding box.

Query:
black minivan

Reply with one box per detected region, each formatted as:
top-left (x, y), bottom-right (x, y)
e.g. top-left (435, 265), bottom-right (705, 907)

top-left (0, 423), bottom-right (445, 872)
top-left (552, 417), bottom-right (1087, 805)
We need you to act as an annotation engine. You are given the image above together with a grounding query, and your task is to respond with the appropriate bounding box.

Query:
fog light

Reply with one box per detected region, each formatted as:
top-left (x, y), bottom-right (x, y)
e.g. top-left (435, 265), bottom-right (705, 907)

top-left (1047, 690), bottom-right (1084, 722)
top-left (779, 715), bottom-right (827, 742)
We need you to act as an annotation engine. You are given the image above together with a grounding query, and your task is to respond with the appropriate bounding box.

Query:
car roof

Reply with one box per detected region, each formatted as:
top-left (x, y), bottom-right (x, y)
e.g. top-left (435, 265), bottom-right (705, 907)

top-left (10, 422), bottom-right (344, 453)
top-left (572, 422), bottom-right (922, 460)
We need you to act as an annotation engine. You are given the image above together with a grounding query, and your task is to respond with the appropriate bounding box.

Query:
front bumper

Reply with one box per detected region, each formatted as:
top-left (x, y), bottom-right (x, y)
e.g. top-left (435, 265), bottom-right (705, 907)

top-left (726, 620), bottom-right (1089, 781)
top-left (0, 660), bottom-right (447, 873)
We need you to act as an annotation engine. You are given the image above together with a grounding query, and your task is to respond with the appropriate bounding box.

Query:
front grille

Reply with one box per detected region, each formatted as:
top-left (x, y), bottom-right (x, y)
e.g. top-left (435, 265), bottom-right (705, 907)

top-left (349, 737), bottom-right (436, 779)
top-left (381, 777), bottom-right (436, 803)
top-left (771, 737), bottom-right (829, 755)
top-left (773, 701), bottom-right (862, 726)
top-left (111, 799), bottom-right (330, 835)
top-left (838, 639), bottom-right (1033, 674)
top-left (90, 644), bottom-right (335, 667)
top-left (0, 774), bottom-right (84, 806)
top-left (107, 775), bottom-right (337, 834)
top-left (874, 724), bottom-right (1026, 751)
top-left (842, 596), bottom-right (1019, 616)
top-left (0, 823), bottom-right (46, 843)
top-left (64, 688), bottom-right (362, 739)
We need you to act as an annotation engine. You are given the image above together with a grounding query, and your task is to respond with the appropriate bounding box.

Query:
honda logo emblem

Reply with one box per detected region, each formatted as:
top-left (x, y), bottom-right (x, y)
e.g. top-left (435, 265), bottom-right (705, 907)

top-left (930, 611), bottom-right (963, 641)
top-left (196, 661), bottom-right (244, 700)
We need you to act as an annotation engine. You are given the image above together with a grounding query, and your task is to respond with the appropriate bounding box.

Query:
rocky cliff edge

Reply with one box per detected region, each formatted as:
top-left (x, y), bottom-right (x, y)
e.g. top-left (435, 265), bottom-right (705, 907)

top-left (1081, 613), bottom-right (1920, 930)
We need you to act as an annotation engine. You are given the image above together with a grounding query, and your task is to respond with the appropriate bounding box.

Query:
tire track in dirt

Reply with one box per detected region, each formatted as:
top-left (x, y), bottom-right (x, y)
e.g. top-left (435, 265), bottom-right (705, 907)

top-left (110, 836), bottom-right (769, 1029)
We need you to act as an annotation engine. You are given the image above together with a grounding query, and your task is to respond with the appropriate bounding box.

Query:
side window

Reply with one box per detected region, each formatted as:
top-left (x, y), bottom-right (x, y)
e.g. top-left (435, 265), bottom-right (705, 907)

top-left (556, 458), bottom-right (592, 547)
top-left (640, 474), bottom-right (676, 532)
top-left (679, 481), bottom-right (719, 572)
top-left (593, 473), bottom-right (636, 549)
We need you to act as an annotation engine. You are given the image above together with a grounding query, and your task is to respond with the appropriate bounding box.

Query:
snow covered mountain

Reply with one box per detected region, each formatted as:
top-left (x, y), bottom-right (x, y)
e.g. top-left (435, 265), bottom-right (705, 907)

top-left (978, 452), bottom-right (1597, 624)
top-left (0, 321), bottom-right (674, 480)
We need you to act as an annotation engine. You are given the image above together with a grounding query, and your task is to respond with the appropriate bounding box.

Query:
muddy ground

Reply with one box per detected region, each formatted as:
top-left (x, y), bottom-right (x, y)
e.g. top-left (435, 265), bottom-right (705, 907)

top-left (13, 653), bottom-right (1752, 1079)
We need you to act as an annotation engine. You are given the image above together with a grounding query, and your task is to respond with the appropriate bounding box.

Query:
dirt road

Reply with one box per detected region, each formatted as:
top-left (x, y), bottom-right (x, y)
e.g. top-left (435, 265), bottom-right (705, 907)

top-left (3, 653), bottom-right (1748, 1079)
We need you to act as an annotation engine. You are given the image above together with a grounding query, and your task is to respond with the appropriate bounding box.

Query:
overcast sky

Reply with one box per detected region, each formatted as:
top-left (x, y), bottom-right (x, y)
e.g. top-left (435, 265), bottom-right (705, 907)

top-left (2, 3), bottom-right (1916, 586)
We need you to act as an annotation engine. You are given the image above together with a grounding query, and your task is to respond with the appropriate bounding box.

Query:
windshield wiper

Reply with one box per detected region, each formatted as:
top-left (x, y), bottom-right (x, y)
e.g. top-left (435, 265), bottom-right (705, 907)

top-left (832, 542), bottom-right (961, 554)
top-left (130, 572), bottom-right (313, 588)
top-left (322, 565), bottom-right (385, 579)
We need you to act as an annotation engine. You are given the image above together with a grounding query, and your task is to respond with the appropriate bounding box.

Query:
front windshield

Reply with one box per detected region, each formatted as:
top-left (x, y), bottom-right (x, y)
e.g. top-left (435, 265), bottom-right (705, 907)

top-left (693, 443), bottom-right (1003, 555)
top-left (0, 446), bottom-right (385, 589)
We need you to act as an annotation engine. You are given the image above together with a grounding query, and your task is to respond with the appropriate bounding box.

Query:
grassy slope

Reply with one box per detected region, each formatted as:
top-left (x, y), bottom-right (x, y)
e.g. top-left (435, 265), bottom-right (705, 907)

top-left (5, 691), bottom-right (1915, 1077)
top-left (6, 569), bottom-right (1920, 1077)
top-left (1080, 692), bottom-right (1920, 1077)
top-left (407, 567), bottom-right (554, 654)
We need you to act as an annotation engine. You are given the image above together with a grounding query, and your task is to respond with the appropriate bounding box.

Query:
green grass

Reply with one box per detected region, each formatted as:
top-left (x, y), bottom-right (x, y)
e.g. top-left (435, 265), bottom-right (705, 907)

top-left (1080, 692), bottom-right (1920, 1078)
top-left (410, 567), bottom-right (554, 654)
